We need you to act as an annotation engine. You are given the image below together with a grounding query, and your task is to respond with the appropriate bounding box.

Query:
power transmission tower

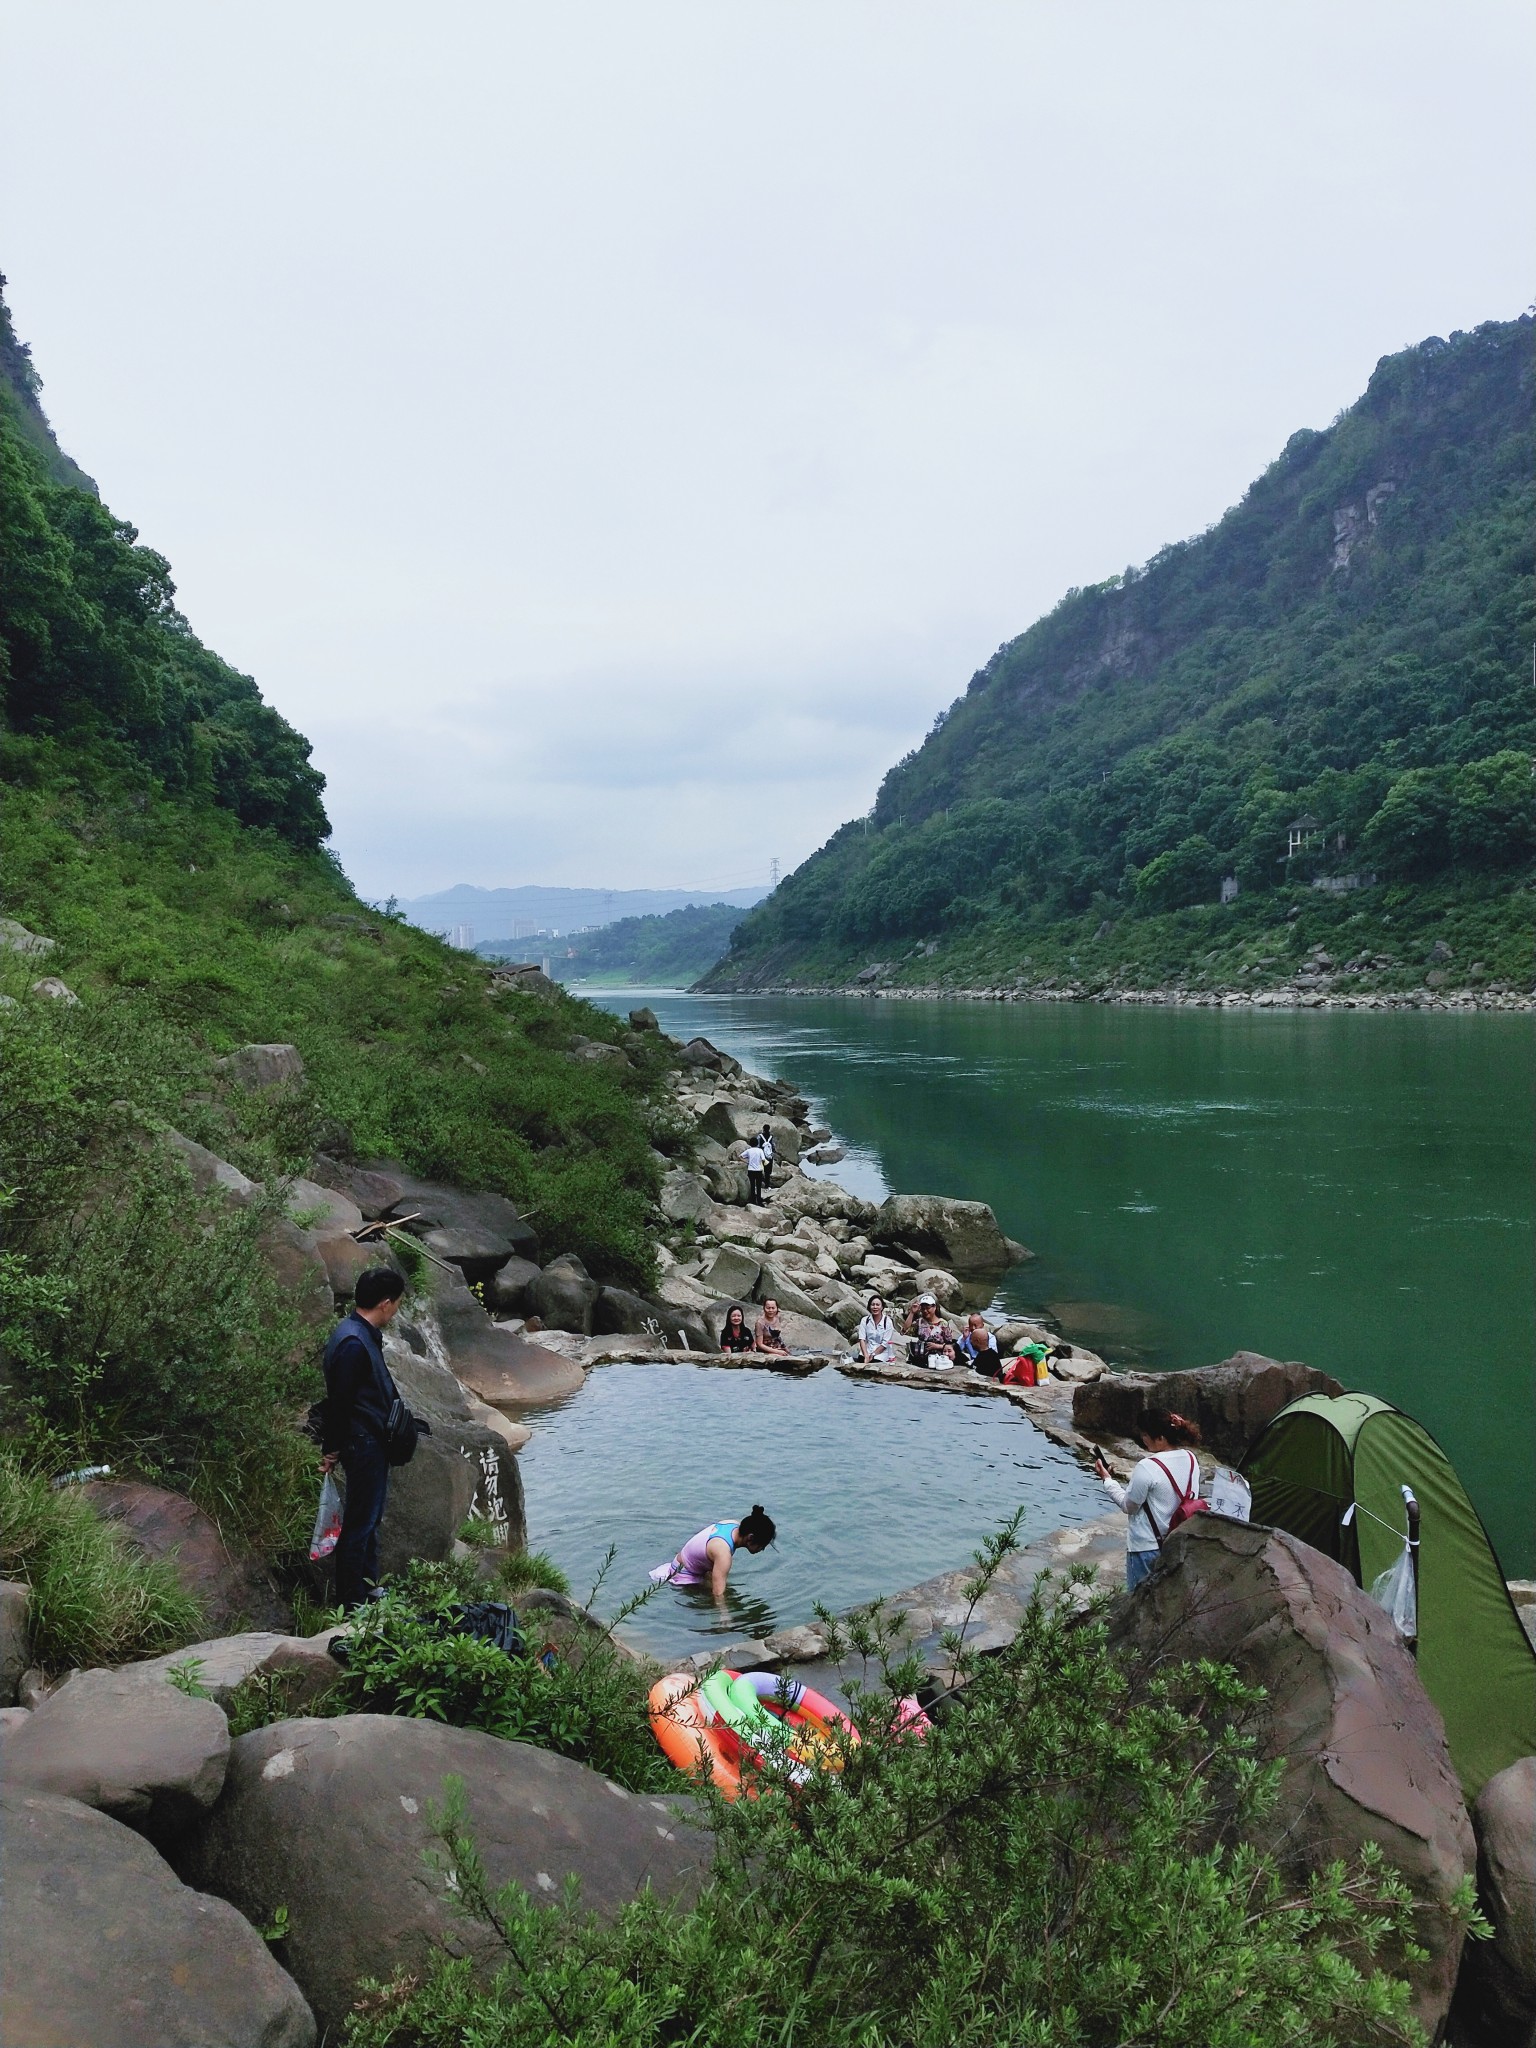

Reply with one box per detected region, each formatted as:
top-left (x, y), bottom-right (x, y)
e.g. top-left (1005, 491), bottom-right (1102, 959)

top-left (769, 857), bottom-right (780, 887)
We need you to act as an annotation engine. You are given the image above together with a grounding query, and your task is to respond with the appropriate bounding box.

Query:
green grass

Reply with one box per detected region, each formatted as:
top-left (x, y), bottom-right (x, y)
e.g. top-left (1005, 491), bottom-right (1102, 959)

top-left (0, 1455), bottom-right (204, 1670)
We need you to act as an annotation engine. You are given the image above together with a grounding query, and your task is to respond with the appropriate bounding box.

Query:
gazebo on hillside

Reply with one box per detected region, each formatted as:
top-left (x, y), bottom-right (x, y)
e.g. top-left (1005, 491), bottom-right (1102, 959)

top-left (1285, 813), bottom-right (1324, 858)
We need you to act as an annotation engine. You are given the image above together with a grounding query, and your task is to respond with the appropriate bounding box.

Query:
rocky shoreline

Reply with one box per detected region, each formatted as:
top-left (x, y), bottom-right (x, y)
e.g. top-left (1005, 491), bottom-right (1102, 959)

top-left (706, 976), bottom-right (1535, 1012)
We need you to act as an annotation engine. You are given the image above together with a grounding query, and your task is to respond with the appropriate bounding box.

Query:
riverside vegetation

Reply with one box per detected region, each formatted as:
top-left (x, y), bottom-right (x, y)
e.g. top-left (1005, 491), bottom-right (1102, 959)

top-left (705, 315), bottom-right (1534, 998)
top-left (0, 283), bottom-right (1494, 2045)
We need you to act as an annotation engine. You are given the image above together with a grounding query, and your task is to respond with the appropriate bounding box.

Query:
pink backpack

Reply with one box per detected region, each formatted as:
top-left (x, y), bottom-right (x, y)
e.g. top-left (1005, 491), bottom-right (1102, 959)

top-left (1150, 1453), bottom-right (1208, 1544)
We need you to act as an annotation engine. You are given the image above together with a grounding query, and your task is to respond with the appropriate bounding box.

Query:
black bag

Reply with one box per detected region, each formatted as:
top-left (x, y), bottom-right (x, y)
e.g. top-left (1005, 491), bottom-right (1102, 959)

top-left (384, 1394), bottom-right (430, 1467)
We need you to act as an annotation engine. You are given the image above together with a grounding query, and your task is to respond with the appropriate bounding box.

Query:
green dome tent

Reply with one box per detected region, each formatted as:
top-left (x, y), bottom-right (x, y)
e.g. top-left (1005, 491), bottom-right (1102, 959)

top-left (1242, 1392), bottom-right (1535, 1800)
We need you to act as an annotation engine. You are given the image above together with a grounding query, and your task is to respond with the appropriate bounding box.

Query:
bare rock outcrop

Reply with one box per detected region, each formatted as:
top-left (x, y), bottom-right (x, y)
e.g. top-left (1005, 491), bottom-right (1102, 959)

top-left (1072, 1351), bottom-right (1343, 1461)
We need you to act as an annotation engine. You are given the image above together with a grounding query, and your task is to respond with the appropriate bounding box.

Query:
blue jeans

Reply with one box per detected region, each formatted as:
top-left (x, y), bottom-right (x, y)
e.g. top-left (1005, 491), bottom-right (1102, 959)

top-left (335, 1435), bottom-right (390, 1611)
top-left (1126, 1549), bottom-right (1158, 1591)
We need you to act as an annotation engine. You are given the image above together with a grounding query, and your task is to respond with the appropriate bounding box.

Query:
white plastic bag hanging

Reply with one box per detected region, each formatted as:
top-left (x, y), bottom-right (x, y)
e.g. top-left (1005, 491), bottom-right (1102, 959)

top-left (309, 1473), bottom-right (344, 1561)
top-left (1209, 1468), bottom-right (1252, 1522)
top-left (1369, 1544), bottom-right (1417, 1641)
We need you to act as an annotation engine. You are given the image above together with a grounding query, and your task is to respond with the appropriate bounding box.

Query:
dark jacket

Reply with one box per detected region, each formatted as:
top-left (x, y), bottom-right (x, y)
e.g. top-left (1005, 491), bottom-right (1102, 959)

top-left (321, 1313), bottom-right (395, 1456)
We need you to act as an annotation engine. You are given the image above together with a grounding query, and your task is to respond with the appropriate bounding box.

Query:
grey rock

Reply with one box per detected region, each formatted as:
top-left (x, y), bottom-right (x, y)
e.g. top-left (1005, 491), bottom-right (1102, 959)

top-left (804, 1143), bottom-right (846, 1165)
top-left (678, 1035), bottom-right (741, 1075)
top-left (659, 1167), bottom-right (714, 1225)
top-left (629, 1005), bottom-right (660, 1031)
top-left (30, 975), bottom-right (78, 1003)
top-left (282, 1176), bottom-right (363, 1235)
top-left (1457, 1755), bottom-right (1536, 2046)
top-left (764, 1624), bottom-right (828, 1661)
top-left (175, 1715), bottom-right (709, 2039)
top-left (490, 963), bottom-right (560, 996)
top-left (427, 1264), bottom-right (584, 1406)
top-left (388, 1178), bottom-right (540, 1282)
top-left (483, 1253), bottom-right (542, 1315)
top-left (873, 1193), bottom-right (1014, 1274)
top-left (0, 1579), bottom-right (29, 1705)
top-left (696, 1244), bottom-right (763, 1299)
top-left (0, 1703), bottom-right (30, 1732)
top-left (570, 1034), bottom-right (632, 1068)
top-left (3, 1664), bottom-right (229, 1843)
top-left (382, 1328), bottom-right (528, 1556)
top-left (310, 1154), bottom-right (406, 1219)
top-left (530, 1264), bottom-right (601, 1334)
top-left (1, 1787), bottom-right (316, 2048)
top-left (751, 1260), bottom-right (827, 1323)
top-left (214, 1042), bottom-right (307, 1092)
top-left (1107, 1517), bottom-right (1475, 2037)
top-left (1072, 1351), bottom-right (1344, 1462)
top-left (128, 1631), bottom-right (349, 1712)
top-left (0, 917), bottom-right (55, 956)
top-left (162, 1128), bottom-right (259, 1204)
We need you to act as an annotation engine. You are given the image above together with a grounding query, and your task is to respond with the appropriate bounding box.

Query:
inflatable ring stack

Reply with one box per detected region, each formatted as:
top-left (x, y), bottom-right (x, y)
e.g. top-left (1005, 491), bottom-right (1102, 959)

top-left (648, 1667), bottom-right (858, 1800)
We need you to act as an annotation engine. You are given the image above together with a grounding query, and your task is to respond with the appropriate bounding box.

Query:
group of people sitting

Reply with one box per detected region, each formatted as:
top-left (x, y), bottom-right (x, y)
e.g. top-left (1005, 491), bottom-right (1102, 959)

top-left (719, 1299), bottom-right (790, 1354)
top-left (853, 1292), bottom-right (1071, 1379)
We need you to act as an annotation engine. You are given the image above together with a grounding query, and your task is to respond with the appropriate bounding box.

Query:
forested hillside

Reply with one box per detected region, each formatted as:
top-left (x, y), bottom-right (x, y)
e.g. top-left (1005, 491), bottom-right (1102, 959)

top-left (707, 315), bottom-right (1534, 992)
top-left (548, 901), bottom-right (748, 985)
top-left (0, 281), bottom-right (674, 1551)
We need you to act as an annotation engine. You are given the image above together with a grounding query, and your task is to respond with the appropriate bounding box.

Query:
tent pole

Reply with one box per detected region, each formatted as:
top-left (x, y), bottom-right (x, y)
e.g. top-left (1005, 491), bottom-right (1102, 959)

top-left (1402, 1485), bottom-right (1421, 1657)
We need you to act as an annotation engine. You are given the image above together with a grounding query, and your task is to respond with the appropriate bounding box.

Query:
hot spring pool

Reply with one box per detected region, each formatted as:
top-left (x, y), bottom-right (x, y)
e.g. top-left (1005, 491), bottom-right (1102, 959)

top-left (516, 1362), bottom-right (1106, 1658)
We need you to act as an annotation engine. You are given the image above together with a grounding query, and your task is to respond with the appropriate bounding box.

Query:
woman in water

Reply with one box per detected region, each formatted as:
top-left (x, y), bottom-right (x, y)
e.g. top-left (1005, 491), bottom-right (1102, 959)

top-left (649, 1506), bottom-right (777, 1605)
top-left (720, 1305), bottom-right (754, 1353)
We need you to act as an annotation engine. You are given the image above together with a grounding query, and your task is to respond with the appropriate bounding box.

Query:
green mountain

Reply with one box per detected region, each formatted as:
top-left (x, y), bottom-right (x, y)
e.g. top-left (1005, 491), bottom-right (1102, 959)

top-left (0, 280), bottom-right (671, 1547)
top-left (706, 315), bottom-right (1534, 993)
top-left (547, 901), bottom-right (750, 986)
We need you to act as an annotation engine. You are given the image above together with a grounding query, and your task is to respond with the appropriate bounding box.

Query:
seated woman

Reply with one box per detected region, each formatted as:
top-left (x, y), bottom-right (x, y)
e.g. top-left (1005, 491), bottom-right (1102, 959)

top-left (856, 1293), bottom-right (899, 1364)
top-left (719, 1305), bottom-right (754, 1353)
top-left (907, 1294), bottom-right (957, 1370)
top-left (958, 1312), bottom-right (1003, 1377)
top-left (649, 1505), bottom-right (777, 1607)
top-left (754, 1298), bottom-right (788, 1352)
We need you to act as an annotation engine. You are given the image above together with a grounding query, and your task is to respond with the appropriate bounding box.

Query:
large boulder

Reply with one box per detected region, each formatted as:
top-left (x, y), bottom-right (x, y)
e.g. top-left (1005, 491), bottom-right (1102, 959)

top-left (310, 1154), bottom-right (406, 1220)
top-left (702, 1302), bottom-right (842, 1354)
top-left (175, 1715), bottom-right (709, 2039)
top-left (1455, 1755), bottom-right (1536, 2047)
top-left (589, 1287), bottom-right (712, 1350)
top-left (384, 1325), bottom-right (528, 1553)
top-left (387, 1175), bottom-right (541, 1280)
top-left (529, 1259), bottom-right (600, 1334)
top-left (696, 1244), bottom-right (763, 1299)
top-left (678, 1035), bottom-right (741, 1076)
top-left (484, 1253), bottom-right (542, 1315)
top-left (128, 1630), bottom-right (348, 1712)
top-left (81, 1478), bottom-right (291, 1632)
top-left (1107, 1517), bottom-right (1476, 2036)
top-left (751, 1260), bottom-right (828, 1323)
top-left (3, 1664), bottom-right (229, 1844)
top-left (214, 1042), bottom-right (307, 1093)
top-left (658, 1167), bottom-right (714, 1226)
top-left (260, 1215), bottom-right (337, 1330)
top-left (873, 1193), bottom-right (1015, 1274)
top-left (427, 1265), bottom-right (584, 1406)
top-left (2, 1787), bottom-right (315, 2047)
top-left (697, 1103), bottom-right (800, 1163)
top-left (1072, 1352), bottom-right (1345, 1461)
top-left (0, 1579), bottom-right (29, 1704)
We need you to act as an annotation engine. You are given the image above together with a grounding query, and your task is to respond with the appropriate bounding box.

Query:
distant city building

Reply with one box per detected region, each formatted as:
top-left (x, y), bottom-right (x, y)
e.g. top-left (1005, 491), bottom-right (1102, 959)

top-left (451, 924), bottom-right (474, 949)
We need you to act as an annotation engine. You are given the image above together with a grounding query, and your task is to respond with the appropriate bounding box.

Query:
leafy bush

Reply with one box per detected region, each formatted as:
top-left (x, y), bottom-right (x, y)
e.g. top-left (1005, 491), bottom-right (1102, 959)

top-left (0, 1455), bottom-right (203, 1669)
top-left (327, 1561), bottom-right (666, 1793)
top-left (346, 1525), bottom-right (1448, 2048)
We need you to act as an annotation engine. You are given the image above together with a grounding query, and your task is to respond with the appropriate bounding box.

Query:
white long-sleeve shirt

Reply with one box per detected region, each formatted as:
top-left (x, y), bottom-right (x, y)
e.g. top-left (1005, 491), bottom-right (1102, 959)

top-left (1102, 1448), bottom-right (1202, 1554)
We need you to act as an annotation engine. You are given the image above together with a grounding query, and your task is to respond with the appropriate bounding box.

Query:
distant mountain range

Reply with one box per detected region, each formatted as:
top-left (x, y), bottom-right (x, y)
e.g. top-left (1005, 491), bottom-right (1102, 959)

top-left (397, 883), bottom-right (767, 946)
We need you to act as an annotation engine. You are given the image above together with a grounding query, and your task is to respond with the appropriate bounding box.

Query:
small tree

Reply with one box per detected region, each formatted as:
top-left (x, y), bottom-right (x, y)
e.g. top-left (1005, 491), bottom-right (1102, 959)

top-left (1134, 833), bottom-right (1223, 912)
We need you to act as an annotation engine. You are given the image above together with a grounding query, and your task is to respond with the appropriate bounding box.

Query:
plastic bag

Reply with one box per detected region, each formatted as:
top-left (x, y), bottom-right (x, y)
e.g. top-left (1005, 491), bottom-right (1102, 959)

top-left (309, 1473), bottom-right (344, 1561)
top-left (1369, 1544), bottom-right (1417, 1641)
top-left (1209, 1467), bottom-right (1253, 1522)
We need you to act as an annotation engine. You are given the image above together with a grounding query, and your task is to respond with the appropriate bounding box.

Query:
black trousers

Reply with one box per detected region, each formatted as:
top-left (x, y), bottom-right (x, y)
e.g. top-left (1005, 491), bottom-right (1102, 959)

top-left (747, 1170), bottom-right (765, 1204)
top-left (335, 1435), bottom-right (390, 1611)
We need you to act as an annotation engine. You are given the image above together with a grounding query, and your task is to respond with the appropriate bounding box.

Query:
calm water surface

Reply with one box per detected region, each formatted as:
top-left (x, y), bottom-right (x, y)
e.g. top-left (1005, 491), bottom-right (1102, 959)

top-left (585, 989), bottom-right (1534, 1576)
top-left (518, 1362), bottom-right (1104, 1658)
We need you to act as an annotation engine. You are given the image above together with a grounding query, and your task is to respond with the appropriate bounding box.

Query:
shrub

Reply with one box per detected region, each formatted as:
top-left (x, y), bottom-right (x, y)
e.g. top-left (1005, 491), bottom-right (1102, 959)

top-left (0, 1455), bottom-right (203, 1669)
top-left (345, 1525), bottom-right (1450, 2048)
top-left (327, 1560), bottom-right (666, 1793)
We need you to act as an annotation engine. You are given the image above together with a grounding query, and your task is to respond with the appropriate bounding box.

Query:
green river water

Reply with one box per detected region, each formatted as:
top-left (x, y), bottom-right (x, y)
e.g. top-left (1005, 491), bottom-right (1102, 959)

top-left (586, 989), bottom-right (1534, 1580)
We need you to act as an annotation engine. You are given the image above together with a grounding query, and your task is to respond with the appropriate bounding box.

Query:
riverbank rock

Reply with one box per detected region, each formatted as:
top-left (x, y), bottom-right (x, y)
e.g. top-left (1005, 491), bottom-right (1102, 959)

top-left (176, 1715), bottom-right (709, 2038)
top-left (2, 1787), bottom-right (316, 2048)
top-left (482, 1252), bottom-right (541, 1315)
top-left (311, 1154), bottom-right (407, 1220)
top-left (81, 1478), bottom-right (291, 1633)
top-left (0, 1579), bottom-right (30, 1704)
top-left (1455, 1755), bottom-right (1536, 2047)
top-left (3, 1664), bottom-right (229, 1843)
top-left (387, 1176), bottom-right (540, 1281)
top-left (427, 1265), bottom-right (584, 1406)
top-left (530, 1256), bottom-right (600, 1333)
top-left (659, 1167), bottom-right (714, 1225)
top-left (697, 1243), bottom-right (763, 1299)
top-left (1107, 1517), bottom-right (1475, 2036)
top-left (1071, 1352), bottom-right (1343, 1461)
top-left (873, 1193), bottom-right (1015, 1274)
top-left (128, 1630), bottom-right (348, 1712)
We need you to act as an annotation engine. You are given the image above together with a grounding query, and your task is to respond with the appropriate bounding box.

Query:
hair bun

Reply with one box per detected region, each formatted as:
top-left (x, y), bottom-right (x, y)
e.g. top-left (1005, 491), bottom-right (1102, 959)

top-left (751, 1504), bottom-right (764, 1516)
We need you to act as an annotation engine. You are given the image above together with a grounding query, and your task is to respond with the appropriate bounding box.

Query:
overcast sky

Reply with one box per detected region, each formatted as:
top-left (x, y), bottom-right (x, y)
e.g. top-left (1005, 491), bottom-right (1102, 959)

top-left (2, 4), bottom-right (1531, 901)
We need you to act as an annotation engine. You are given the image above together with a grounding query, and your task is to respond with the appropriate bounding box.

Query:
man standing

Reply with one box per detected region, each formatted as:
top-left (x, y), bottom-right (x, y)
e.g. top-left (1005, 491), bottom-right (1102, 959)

top-left (744, 1138), bottom-right (767, 1205)
top-left (320, 1267), bottom-right (407, 1612)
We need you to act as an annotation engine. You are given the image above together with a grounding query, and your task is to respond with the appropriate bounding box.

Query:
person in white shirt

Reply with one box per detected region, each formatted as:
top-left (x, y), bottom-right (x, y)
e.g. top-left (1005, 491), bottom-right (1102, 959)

top-left (744, 1142), bottom-right (766, 1205)
top-left (856, 1294), bottom-right (899, 1364)
top-left (1093, 1408), bottom-right (1204, 1589)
